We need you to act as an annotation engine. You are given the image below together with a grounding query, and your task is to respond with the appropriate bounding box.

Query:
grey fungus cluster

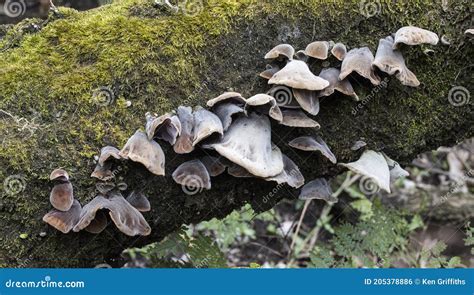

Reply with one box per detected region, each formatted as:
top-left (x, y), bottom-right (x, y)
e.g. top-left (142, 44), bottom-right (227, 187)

top-left (43, 26), bottom-right (438, 236)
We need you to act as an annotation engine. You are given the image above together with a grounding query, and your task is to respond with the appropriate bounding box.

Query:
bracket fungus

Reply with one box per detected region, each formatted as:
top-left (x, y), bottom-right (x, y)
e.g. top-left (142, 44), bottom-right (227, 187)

top-left (382, 153), bottom-right (409, 183)
top-left (264, 44), bottom-right (295, 61)
top-left (245, 94), bottom-right (283, 122)
top-left (318, 67), bottom-right (359, 100)
top-left (200, 156), bottom-right (227, 177)
top-left (331, 42), bottom-right (347, 61)
top-left (83, 210), bottom-right (108, 234)
top-left (192, 106), bottom-right (224, 146)
top-left (73, 192), bottom-right (151, 236)
top-left (204, 113), bottom-right (284, 178)
top-left (393, 26), bottom-right (439, 48)
top-left (339, 47), bottom-right (381, 86)
top-left (303, 41), bottom-right (330, 60)
top-left (126, 191), bottom-right (151, 212)
top-left (145, 112), bottom-right (182, 145)
top-left (49, 169), bottom-right (74, 212)
top-left (373, 36), bottom-right (420, 87)
top-left (92, 146), bottom-right (122, 181)
top-left (266, 154), bottom-right (305, 188)
top-left (299, 178), bottom-right (337, 203)
top-left (292, 88), bottom-right (320, 115)
top-left (280, 108), bottom-right (320, 128)
top-left (43, 199), bottom-right (82, 234)
top-left (340, 150), bottom-right (391, 193)
top-left (172, 159), bottom-right (212, 190)
top-left (269, 60), bottom-right (329, 91)
top-left (289, 136), bottom-right (337, 164)
top-left (174, 106), bottom-right (195, 154)
top-left (119, 130), bottom-right (165, 176)
top-left (259, 64), bottom-right (281, 80)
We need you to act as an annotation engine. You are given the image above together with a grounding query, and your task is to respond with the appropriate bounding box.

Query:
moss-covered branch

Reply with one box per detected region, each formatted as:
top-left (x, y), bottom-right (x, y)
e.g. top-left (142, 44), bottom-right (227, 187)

top-left (0, 0), bottom-right (472, 267)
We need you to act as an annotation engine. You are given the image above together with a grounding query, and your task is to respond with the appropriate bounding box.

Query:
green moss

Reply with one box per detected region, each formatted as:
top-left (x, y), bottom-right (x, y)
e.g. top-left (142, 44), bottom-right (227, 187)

top-left (0, 0), bottom-right (472, 267)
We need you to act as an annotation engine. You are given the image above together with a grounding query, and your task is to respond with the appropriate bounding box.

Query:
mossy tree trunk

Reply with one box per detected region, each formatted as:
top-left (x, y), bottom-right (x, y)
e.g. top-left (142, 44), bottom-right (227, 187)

top-left (0, 0), bottom-right (472, 267)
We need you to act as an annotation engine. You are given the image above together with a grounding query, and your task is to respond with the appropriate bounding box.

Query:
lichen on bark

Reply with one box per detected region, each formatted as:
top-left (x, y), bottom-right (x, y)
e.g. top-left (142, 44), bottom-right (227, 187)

top-left (0, 0), bottom-right (472, 267)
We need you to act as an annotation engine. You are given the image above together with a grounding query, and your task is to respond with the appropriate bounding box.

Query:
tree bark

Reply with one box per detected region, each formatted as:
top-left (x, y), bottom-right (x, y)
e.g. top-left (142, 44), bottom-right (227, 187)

top-left (0, 0), bottom-right (472, 267)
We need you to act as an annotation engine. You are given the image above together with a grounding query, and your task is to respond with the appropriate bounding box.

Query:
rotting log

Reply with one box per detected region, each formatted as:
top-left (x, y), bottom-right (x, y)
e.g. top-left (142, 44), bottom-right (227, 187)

top-left (0, 0), bottom-right (472, 267)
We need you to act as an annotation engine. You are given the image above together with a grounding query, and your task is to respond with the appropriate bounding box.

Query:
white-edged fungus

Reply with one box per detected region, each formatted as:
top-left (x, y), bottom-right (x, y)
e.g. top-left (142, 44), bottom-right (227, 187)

top-left (73, 193), bottom-right (151, 236)
top-left (119, 130), bottom-right (165, 176)
top-left (264, 44), bottom-right (295, 60)
top-left (201, 156), bottom-right (227, 177)
top-left (266, 154), bottom-right (305, 188)
top-left (393, 26), bottom-right (439, 48)
top-left (304, 41), bottom-right (330, 60)
top-left (331, 42), bottom-right (347, 61)
top-left (213, 102), bottom-right (245, 131)
top-left (339, 47), bottom-right (381, 85)
top-left (192, 106), bottom-right (224, 146)
top-left (292, 88), bottom-right (320, 115)
top-left (269, 60), bottom-right (330, 91)
top-left (299, 178), bottom-right (337, 203)
top-left (50, 168), bottom-right (69, 181)
top-left (126, 191), bottom-right (151, 212)
top-left (98, 146), bottom-right (121, 166)
top-left (84, 210), bottom-right (108, 234)
top-left (172, 159), bottom-right (211, 190)
top-left (206, 92), bottom-right (246, 108)
top-left (174, 106), bottom-right (195, 154)
top-left (203, 113), bottom-right (284, 178)
top-left (280, 108), bottom-right (320, 128)
top-left (245, 94), bottom-right (283, 122)
top-left (373, 36), bottom-right (420, 87)
top-left (50, 181), bottom-right (74, 212)
top-left (145, 112), bottom-right (182, 145)
top-left (43, 199), bottom-right (82, 234)
top-left (340, 150), bottom-right (391, 193)
top-left (288, 136), bottom-right (337, 164)
top-left (259, 64), bottom-right (281, 80)
top-left (318, 67), bottom-right (359, 100)
top-left (381, 152), bottom-right (409, 183)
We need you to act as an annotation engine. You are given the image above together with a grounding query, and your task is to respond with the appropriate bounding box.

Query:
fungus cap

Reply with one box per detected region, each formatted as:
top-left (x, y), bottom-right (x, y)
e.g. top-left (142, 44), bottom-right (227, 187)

top-left (98, 146), bottom-right (121, 166)
top-left (207, 92), bottom-right (246, 108)
top-left (192, 107), bottom-right (224, 146)
top-left (299, 178), bottom-right (337, 203)
top-left (119, 130), bottom-right (165, 176)
top-left (331, 42), bottom-right (347, 61)
top-left (50, 181), bottom-right (74, 212)
top-left (318, 68), bottom-right (359, 100)
top-left (245, 94), bottom-right (283, 122)
top-left (43, 199), bottom-right (82, 234)
top-left (292, 88), bottom-right (320, 115)
top-left (174, 106), bottom-right (195, 154)
top-left (304, 41), bottom-right (330, 60)
top-left (339, 47), bottom-right (381, 85)
top-left (50, 168), bottom-right (69, 181)
top-left (264, 44), bottom-right (295, 60)
top-left (280, 108), bottom-right (320, 128)
top-left (212, 102), bottom-right (245, 131)
top-left (393, 26), bottom-right (439, 48)
top-left (373, 36), bottom-right (420, 87)
top-left (266, 154), bottom-right (305, 188)
top-left (203, 113), bottom-right (284, 178)
top-left (84, 210), bottom-right (108, 234)
top-left (73, 193), bottom-right (151, 236)
top-left (268, 60), bottom-right (330, 91)
top-left (288, 136), bottom-right (337, 164)
top-left (340, 150), bottom-right (391, 193)
top-left (172, 159), bottom-right (211, 190)
top-left (381, 152), bottom-right (409, 183)
top-left (201, 156), bottom-right (226, 177)
top-left (145, 112), bottom-right (182, 145)
top-left (259, 64), bottom-right (281, 80)
top-left (126, 191), bottom-right (151, 212)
